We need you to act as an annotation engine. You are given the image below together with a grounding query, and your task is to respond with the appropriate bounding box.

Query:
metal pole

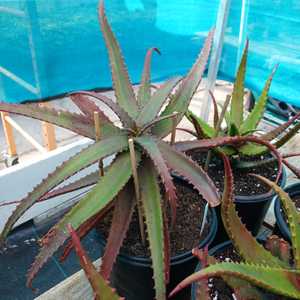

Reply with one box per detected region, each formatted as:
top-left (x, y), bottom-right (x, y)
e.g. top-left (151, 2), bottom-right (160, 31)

top-left (200, 0), bottom-right (231, 121)
top-left (236, 0), bottom-right (249, 72)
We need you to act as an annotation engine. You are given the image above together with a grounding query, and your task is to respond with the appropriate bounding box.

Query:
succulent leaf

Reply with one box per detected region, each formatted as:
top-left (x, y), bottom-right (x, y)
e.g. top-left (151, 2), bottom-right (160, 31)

top-left (156, 140), bottom-right (220, 207)
top-left (185, 110), bottom-right (215, 138)
top-left (230, 40), bottom-right (248, 129)
top-left (136, 77), bottom-right (181, 127)
top-left (40, 171), bottom-right (99, 201)
top-left (275, 121), bottom-right (300, 150)
top-left (152, 30), bottom-right (214, 137)
top-left (98, 1), bottom-right (138, 119)
top-left (27, 152), bottom-right (138, 288)
top-left (261, 111), bottom-right (300, 142)
top-left (137, 47), bottom-right (161, 107)
top-left (70, 93), bottom-right (112, 124)
top-left (221, 155), bottom-right (287, 268)
top-left (139, 159), bottom-right (167, 300)
top-left (210, 91), bottom-right (219, 129)
top-left (0, 102), bottom-right (105, 139)
top-left (67, 224), bottom-right (123, 300)
top-left (135, 136), bottom-right (177, 225)
top-left (0, 136), bottom-right (128, 245)
top-left (240, 66), bottom-right (277, 134)
top-left (71, 91), bottom-right (134, 128)
top-left (100, 182), bottom-right (135, 279)
top-left (60, 201), bottom-right (114, 262)
top-left (170, 262), bottom-right (300, 299)
top-left (254, 175), bottom-right (300, 269)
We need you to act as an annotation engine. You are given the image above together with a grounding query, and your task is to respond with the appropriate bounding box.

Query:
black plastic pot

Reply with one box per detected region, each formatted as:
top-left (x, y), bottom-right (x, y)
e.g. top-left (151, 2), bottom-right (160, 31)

top-left (274, 182), bottom-right (300, 242)
top-left (213, 167), bottom-right (287, 245)
top-left (97, 175), bottom-right (218, 300)
top-left (191, 237), bottom-right (265, 300)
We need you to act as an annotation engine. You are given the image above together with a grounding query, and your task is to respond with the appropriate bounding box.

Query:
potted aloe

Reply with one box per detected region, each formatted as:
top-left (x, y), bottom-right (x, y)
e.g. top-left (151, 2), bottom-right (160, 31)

top-left (0, 2), bottom-right (225, 299)
top-left (170, 155), bottom-right (300, 299)
top-left (177, 42), bottom-right (300, 240)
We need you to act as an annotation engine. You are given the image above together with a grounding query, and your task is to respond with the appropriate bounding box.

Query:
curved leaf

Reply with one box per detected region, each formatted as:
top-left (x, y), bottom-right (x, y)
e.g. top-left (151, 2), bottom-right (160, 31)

top-left (220, 155), bottom-right (287, 268)
top-left (254, 175), bottom-right (300, 269)
top-left (70, 93), bottom-right (112, 124)
top-left (240, 66), bottom-right (277, 134)
top-left (137, 47), bottom-right (161, 107)
top-left (170, 262), bottom-right (300, 299)
top-left (135, 136), bottom-right (177, 225)
top-left (60, 201), bottom-right (114, 262)
top-left (0, 102), bottom-right (98, 139)
top-left (27, 152), bottom-right (138, 288)
top-left (139, 159), bottom-right (167, 300)
top-left (71, 91), bottom-right (134, 128)
top-left (186, 110), bottom-right (215, 138)
top-left (0, 136), bottom-right (128, 245)
top-left (230, 40), bottom-right (248, 128)
top-left (98, 1), bottom-right (138, 119)
top-left (156, 140), bottom-right (220, 207)
top-left (100, 182), bottom-right (135, 279)
top-left (40, 171), bottom-right (99, 201)
top-left (175, 135), bottom-right (283, 183)
top-left (136, 77), bottom-right (181, 127)
top-left (152, 30), bottom-right (214, 137)
top-left (275, 121), bottom-right (300, 149)
top-left (68, 225), bottom-right (123, 300)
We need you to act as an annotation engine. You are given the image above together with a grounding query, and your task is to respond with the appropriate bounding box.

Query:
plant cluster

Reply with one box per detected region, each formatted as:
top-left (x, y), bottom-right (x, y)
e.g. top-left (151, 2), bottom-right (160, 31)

top-left (1, 1), bottom-right (300, 300)
top-left (170, 155), bottom-right (300, 299)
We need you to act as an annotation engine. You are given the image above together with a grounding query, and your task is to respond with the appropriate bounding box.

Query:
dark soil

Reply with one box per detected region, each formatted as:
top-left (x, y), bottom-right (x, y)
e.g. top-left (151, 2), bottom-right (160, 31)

top-left (187, 150), bottom-right (279, 196)
top-left (97, 178), bottom-right (211, 258)
top-left (200, 243), bottom-right (293, 300)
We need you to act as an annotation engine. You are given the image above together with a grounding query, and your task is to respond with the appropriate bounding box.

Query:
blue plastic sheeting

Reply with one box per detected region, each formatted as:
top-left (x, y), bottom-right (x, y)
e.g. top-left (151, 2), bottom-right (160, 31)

top-left (0, 0), bottom-right (299, 106)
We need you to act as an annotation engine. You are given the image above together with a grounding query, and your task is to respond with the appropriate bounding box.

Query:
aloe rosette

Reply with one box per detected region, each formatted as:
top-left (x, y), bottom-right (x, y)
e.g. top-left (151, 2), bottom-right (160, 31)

top-left (0, 2), bottom-right (223, 299)
top-left (170, 155), bottom-right (300, 299)
top-left (184, 40), bottom-right (300, 177)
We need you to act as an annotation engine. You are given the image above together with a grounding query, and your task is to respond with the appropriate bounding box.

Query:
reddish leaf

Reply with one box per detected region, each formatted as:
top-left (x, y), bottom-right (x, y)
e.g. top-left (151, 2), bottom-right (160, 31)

top-left (100, 182), bottom-right (135, 279)
top-left (67, 224), bottom-right (123, 300)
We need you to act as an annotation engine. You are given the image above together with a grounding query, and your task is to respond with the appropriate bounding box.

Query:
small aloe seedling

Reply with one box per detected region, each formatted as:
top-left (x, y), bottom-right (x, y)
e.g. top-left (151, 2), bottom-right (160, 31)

top-left (0, 2), bottom-right (224, 299)
top-left (170, 155), bottom-right (300, 299)
top-left (184, 40), bottom-right (300, 177)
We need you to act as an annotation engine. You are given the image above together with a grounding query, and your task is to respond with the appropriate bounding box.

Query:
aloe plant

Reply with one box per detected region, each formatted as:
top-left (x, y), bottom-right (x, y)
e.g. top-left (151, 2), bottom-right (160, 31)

top-left (0, 2), bottom-right (225, 299)
top-left (184, 41), bottom-right (300, 177)
top-left (170, 155), bottom-right (300, 299)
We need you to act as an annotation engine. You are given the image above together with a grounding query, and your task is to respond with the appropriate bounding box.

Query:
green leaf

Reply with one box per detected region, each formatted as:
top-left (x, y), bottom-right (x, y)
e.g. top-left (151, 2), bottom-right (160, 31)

top-left (27, 152), bottom-right (138, 288)
top-left (0, 136), bottom-right (128, 244)
top-left (221, 155), bottom-right (287, 268)
top-left (185, 110), bottom-right (215, 138)
top-left (98, 1), bottom-right (138, 119)
top-left (255, 176), bottom-right (300, 269)
top-left (230, 41), bottom-right (248, 129)
top-left (135, 136), bottom-right (177, 224)
top-left (68, 225), bottom-right (123, 300)
top-left (275, 121), bottom-right (300, 149)
top-left (157, 140), bottom-right (220, 207)
top-left (152, 30), bottom-right (214, 137)
top-left (139, 159), bottom-right (166, 300)
top-left (170, 262), bottom-right (300, 299)
top-left (240, 66), bottom-right (277, 134)
top-left (136, 77), bottom-right (181, 127)
top-left (0, 102), bottom-right (119, 139)
top-left (228, 122), bottom-right (240, 136)
top-left (137, 47), bottom-right (160, 107)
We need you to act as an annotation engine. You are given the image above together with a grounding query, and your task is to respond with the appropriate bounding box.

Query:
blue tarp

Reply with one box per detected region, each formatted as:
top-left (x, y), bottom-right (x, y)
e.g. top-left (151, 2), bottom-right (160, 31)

top-left (0, 0), bottom-right (299, 106)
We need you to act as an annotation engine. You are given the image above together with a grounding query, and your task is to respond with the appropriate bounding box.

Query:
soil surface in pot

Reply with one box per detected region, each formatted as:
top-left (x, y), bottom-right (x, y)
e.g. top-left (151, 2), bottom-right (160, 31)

top-left (202, 244), bottom-right (292, 300)
top-left (187, 150), bottom-right (279, 196)
top-left (97, 180), bottom-right (211, 257)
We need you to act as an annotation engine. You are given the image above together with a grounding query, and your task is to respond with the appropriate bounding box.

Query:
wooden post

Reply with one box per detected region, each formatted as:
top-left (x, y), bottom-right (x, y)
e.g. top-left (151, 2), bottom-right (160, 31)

top-left (94, 111), bottom-right (104, 176)
top-left (39, 103), bottom-right (57, 151)
top-left (1, 112), bottom-right (17, 157)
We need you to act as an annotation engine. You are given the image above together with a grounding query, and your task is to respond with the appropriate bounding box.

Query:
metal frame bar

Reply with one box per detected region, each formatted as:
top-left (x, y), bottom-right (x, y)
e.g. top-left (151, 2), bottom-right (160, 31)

top-left (200, 0), bottom-right (231, 121)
